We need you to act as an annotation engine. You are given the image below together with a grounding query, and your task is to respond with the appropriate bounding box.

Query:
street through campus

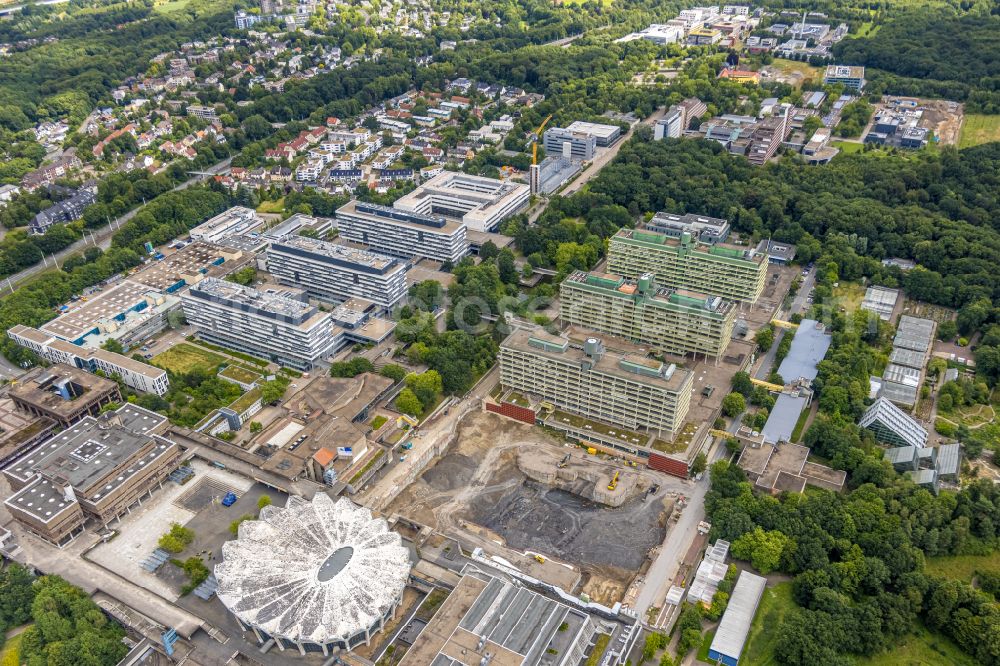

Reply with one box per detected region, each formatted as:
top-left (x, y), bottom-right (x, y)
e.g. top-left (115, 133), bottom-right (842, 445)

top-left (0, 158), bottom-right (233, 297)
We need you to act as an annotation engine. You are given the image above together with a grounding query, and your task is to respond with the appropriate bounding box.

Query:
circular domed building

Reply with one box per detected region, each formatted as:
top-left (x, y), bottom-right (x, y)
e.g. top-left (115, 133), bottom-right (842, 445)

top-left (215, 494), bottom-right (411, 656)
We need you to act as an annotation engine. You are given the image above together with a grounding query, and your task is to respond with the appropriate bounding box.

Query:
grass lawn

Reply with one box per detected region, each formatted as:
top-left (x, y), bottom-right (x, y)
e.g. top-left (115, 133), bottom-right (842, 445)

top-left (789, 405), bottom-right (811, 443)
top-left (218, 364), bottom-right (262, 385)
top-left (924, 551), bottom-right (1000, 584)
top-left (831, 140), bottom-right (865, 154)
top-left (855, 624), bottom-right (975, 666)
top-left (831, 281), bottom-right (865, 314)
top-left (256, 198), bottom-right (286, 214)
top-left (853, 22), bottom-right (881, 37)
top-left (697, 629), bottom-right (717, 663)
top-left (958, 114), bottom-right (1000, 149)
top-left (742, 582), bottom-right (795, 665)
top-left (152, 343), bottom-right (227, 374)
top-left (0, 632), bottom-right (24, 666)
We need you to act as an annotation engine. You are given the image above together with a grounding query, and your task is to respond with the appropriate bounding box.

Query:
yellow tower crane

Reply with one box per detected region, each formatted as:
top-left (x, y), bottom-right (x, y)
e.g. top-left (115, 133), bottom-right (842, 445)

top-left (529, 114), bottom-right (553, 166)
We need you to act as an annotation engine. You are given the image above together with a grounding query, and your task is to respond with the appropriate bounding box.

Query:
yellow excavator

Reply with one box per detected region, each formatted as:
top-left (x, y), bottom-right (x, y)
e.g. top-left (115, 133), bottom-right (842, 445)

top-left (607, 471), bottom-right (619, 491)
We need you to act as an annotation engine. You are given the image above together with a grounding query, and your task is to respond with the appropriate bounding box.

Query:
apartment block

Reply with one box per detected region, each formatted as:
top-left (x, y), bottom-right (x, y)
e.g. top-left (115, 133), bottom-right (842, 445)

top-left (499, 329), bottom-right (693, 437)
top-left (3, 404), bottom-right (179, 546)
top-left (181, 278), bottom-right (341, 370)
top-left (267, 235), bottom-right (407, 309)
top-left (335, 200), bottom-right (468, 263)
top-left (9, 325), bottom-right (170, 396)
top-left (560, 272), bottom-right (737, 360)
top-left (608, 228), bottom-right (768, 303)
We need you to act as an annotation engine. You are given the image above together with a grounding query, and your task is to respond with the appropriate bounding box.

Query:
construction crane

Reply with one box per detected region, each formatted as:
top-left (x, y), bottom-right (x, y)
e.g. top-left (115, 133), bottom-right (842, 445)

top-left (771, 319), bottom-right (800, 329)
top-left (709, 428), bottom-right (733, 439)
top-left (750, 377), bottom-right (785, 392)
top-left (529, 114), bottom-right (553, 166)
top-left (607, 471), bottom-right (619, 491)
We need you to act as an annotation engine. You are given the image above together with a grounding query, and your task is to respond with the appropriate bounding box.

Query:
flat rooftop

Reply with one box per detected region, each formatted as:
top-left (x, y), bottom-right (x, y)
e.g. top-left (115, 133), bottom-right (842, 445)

top-left (185, 278), bottom-right (326, 328)
top-left (894, 315), bottom-right (935, 353)
top-left (270, 234), bottom-right (402, 275)
top-left (189, 206), bottom-right (261, 238)
top-left (613, 228), bottom-right (766, 266)
top-left (10, 365), bottom-right (118, 416)
top-left (776, 319), bottom-right (832, 382)
top-left (565, 120), bottom-right (621, 139)
top-left (5, 404), bottom-right (170, 500)
top-left (40, 280), bottom-right (176, 345)
top-left (129, 242), bottom-right (243, 292)
top-left (565, 271), bottom-right (735, 317)
top-left (337, 200), bottom-right (464, 235)
top-left (0, 397), bottom-right (55, 463)
top-left (503, 327), bottom-right (691, 393)
top-left (392, 172), bottom-right (529, 227)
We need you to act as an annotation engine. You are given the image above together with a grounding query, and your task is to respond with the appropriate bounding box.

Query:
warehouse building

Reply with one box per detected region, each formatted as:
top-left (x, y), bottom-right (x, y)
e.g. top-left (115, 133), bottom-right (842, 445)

top-left (9, 365), bottom-right (121, 427)
top-left (859, 397), bottom-right (928, 448)
top-left (776, 319), bottom-right (832, 384)
top-left (8, 325), bottom-right (169, 396)
top-left (644, 211), bottom-right (730, 244)
top-left (181, 278), bottom-right (342, 370)
top-left (608, 228), bottom-right (768, 303)
top-left (499, 328), bottom-right (693, 437)
top-left (3, 404), bottom-right (179, 546)
top-left (335, 201), bottom-right (469, 263)
top-left (542, 127), bottom-right (597, 161)
top-left (267, 235), bottom-right (407, 309)
top-left (392, 171), bottom-right (529, 233)
top-left (560, 271), bottom-right (737, 360)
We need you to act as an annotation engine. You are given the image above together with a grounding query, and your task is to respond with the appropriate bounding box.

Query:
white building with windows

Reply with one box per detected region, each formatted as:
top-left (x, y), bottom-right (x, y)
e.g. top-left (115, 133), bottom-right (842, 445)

top-left (267, 236), bottom-right (407, 309)
top-left (180, 278), bottom-right (341, 370)
top-left (334, 200), bottom-right (468, 263)
top-left (391, 171), bottom-right (529, 233)
top-left (189, 206), bottom-right (262, 244)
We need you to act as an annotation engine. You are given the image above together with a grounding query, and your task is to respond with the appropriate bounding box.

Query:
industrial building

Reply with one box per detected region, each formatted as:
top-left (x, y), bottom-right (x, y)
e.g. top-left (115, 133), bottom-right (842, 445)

top-left (708, 571), bottom-right (767, 666)
top-left (38, 279), bottom-right (179, 351)
top-left (608, 228), bottom-right (769, 303)
top-left (542, 127), bottom-right (596, 161)
top-left (335, 200), bottom-right (469, 263)
top-left (564, 120), bottom-right (621, 146)
top-left (644, 211), bottom-right (730, 244)
top-left (267, 235), bottom-right (407, 309)
top-left (859, 397), bottom-right (928, 448)
top-left (181, 278), bottom-right (342, 370)
top-left (560, 271), bottom-right (737, 360)
top-left (3, 404), bottom-right (179, 546)
top-left (9, 365), bottom-right (121, 427)
top-left (188, 206), bottom-right (262, 244)
top-left (215, 495), bottom-right (411, 655)
top-left (499, 328), bottom-right (693, 437)
top-left (129, 242), bottom-right (245, 293)
top-left (400, 569), bottom-right (601, 666)
top-left (392, 171), bottom-right (529, 233)
top-left (8, 325), bottom-right (169, 396)
top-left (823, 64), bottom-right (866, 91)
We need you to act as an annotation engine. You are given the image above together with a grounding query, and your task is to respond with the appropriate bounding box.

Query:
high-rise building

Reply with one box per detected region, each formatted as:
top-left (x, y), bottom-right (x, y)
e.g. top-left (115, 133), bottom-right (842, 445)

top-left (654, 107), bottom-right (685, 140)
top-left (181, 278), bottom-right (341, 370)
top-left (335, 201), bottom-right (468, 263)
top-left (267, 235), bottom-right (407, 309)
top-left (560, 272), bottom-right (737, 360)
top-left (499, 329), bottom-right (693, 437)
top-left (608, 228), bottom-right (768, 303)
top-left (391, 171), bottom-right (529, 233)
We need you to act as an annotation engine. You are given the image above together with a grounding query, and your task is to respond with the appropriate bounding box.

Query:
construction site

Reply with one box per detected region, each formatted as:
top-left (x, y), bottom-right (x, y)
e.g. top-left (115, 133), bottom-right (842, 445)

top-left (385, 410), bottom-right (686, 605)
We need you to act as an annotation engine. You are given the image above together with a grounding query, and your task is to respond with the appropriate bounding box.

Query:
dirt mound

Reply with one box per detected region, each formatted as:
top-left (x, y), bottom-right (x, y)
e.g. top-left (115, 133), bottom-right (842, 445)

top-left (420, 453), bottom-right (477, 491)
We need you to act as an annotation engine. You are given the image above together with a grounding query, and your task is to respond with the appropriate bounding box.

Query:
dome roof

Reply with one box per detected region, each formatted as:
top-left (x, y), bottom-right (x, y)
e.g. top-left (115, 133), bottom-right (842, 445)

top-left (215, 494), bottom-right (410, 645)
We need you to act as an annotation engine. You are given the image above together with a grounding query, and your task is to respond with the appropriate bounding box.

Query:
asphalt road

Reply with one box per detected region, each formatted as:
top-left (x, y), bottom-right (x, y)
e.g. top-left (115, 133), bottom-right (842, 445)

top-left (1, 157), bottom-right (232, 296)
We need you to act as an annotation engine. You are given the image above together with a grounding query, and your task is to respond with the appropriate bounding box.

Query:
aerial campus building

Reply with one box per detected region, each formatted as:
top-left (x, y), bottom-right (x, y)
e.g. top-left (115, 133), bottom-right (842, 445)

top-left (644, 211), bottom-right (730, 244)
top-left (859, 397), bottom-right (928, 448)
top-left (9, 365), bottom-right (121, 428)
top-left (3, 404), bottom-right (179, 546)
top-left (707, 571), bottom-right (767, 666)
top-left (499, 328), bottom-right (693, 437)
top-left (180, 278), bottom-right (341, 370)
top-left (560, 271), bottom-right (738, 361)
top-left (188, 206), bottom-right (262, 244)
top-left (392, 171), bottom-right (529, 233)
top-left (335, 200), bottom-right (468, 263)
top-left (608, 229), bottom-right (768, 304)
top-left (215, 494), bottom-right (411, 656)
top-left (542, 127), bottom-right (597, 161)
top-left (267, 235), bottom-right (407, 309)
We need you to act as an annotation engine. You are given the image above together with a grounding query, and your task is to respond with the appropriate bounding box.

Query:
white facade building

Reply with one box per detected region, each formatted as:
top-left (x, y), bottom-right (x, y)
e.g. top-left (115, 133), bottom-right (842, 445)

top-left (267, 235), bottom-right (407, 309)
top-left (188, 206), bottom-right (262, 243)
top-left (180, 278), bottom-right (341, 370)
top-left (334, 200), bottom-right (468, 263)
top-left (391, 171), bottom-right (529, 233)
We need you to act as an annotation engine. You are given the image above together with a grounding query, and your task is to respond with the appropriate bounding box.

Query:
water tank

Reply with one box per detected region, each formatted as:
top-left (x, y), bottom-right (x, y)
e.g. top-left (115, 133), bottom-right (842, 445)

top-left (663, 363), bottom-right (676, 380)
top-left (681, 231), bottom-right (693, 246)
top-left (638, 273), bottom-right (653, 294)
top-left (583, 338), bottom-right (602, 357)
